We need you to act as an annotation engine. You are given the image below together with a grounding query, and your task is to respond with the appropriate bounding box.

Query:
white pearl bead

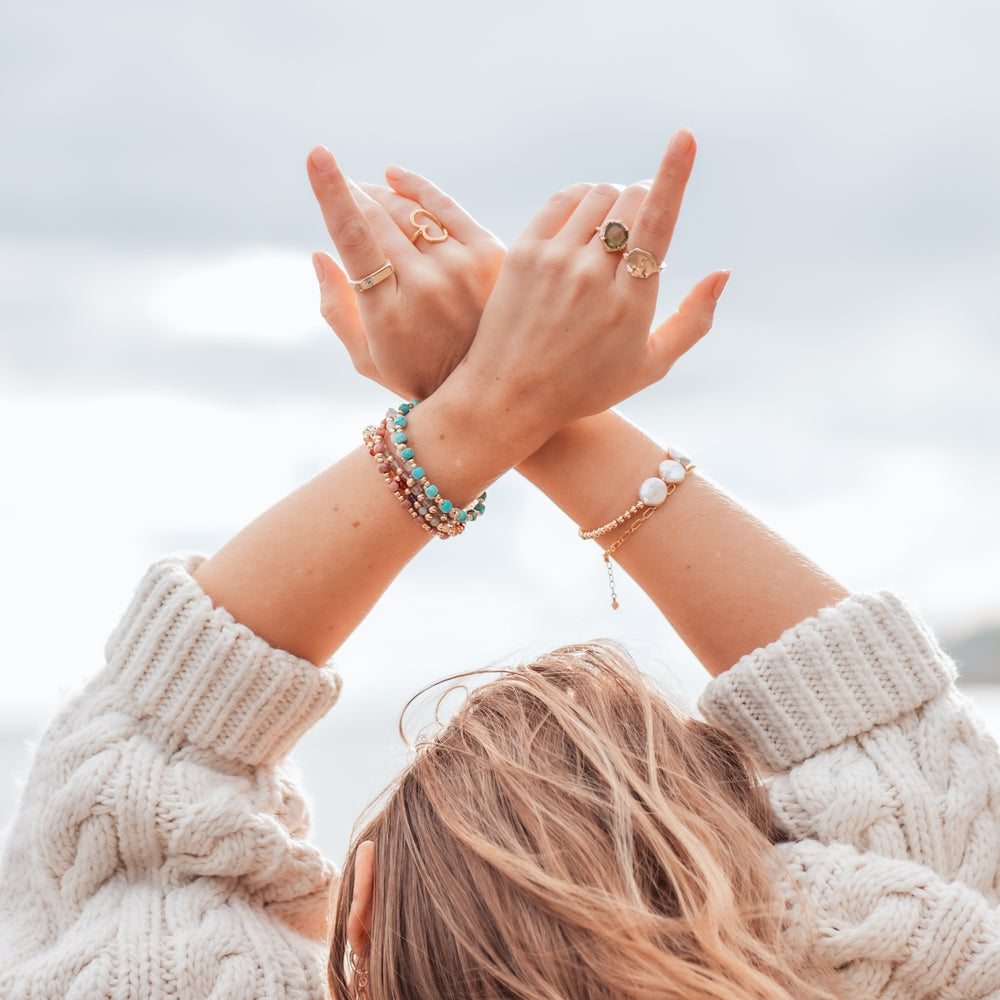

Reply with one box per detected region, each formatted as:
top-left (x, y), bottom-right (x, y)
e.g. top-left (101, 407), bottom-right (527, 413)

top-left (638, 477), bottom-right (668, 506)
top-left (658, 459), bottom-right (686, 484)
top-left (667, 445), bottom-right (692, 467)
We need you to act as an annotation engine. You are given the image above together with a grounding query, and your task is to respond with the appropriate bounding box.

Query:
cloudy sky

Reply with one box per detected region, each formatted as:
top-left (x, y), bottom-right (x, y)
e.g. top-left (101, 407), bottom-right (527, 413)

top-left (2, 0), bottom-right (998, 851)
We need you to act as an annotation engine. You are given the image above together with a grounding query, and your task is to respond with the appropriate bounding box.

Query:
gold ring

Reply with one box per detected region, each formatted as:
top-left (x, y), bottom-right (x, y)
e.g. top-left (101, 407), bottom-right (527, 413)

top-left (595, 219), bottom-right (629, 252)
top-left (409, 209), bottom-right (448, 244)
top-left (349, 260), bottom-right (394, 292)
top-left (622, 248), bottom-right (664, 278)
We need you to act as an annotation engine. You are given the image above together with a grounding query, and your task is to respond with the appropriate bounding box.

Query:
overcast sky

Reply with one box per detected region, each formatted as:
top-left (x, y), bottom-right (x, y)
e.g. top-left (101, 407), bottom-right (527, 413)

top-left (2, 0), bottom-right (998, 850)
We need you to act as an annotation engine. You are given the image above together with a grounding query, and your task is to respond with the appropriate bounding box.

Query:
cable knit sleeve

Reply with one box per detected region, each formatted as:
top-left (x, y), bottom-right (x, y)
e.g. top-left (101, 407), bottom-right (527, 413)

top-left (699, 592), bottom-right (1000, 997)
top-left (0, 555), bottom-right (343, 1000)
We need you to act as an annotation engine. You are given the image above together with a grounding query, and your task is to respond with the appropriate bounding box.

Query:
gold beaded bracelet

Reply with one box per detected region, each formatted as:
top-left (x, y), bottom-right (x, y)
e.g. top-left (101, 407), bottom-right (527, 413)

top-left (363, 401), bottom-right (486, 539)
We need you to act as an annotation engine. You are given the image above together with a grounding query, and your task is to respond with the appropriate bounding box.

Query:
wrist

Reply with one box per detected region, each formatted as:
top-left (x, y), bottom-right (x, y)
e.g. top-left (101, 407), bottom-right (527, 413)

top-left (423, 369), bottom-right (558, 475)
top-left (388, 382), bottom-right (539, 511)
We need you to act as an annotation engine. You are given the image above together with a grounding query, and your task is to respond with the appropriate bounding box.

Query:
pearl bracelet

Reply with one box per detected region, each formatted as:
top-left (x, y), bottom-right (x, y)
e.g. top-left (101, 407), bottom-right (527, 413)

top-left (578, 447), bottom-right (694, 609)
top-left (578, 447), bottom-right (694, 540)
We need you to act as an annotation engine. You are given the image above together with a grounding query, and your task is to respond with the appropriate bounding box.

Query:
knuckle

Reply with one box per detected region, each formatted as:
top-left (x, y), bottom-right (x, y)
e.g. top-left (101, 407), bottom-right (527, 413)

top-left (319, 300), bottom-right (340, 326)
top-left (622, 182), bottom-right (650, 203)
top-left (335, 217), bottom-right (374, 253)
top-left (591, 182), bottom-right (620, 201)
top-left (636, 200), bottom-right (676, 234)
top-left (505, 243), bottom-right (537, 272)
top-left (425, 190), bottom-right (456, 214)
top-left (549, 184), bottom-right (588, 210)
top-left (577, 257), bottom-right (607, 287)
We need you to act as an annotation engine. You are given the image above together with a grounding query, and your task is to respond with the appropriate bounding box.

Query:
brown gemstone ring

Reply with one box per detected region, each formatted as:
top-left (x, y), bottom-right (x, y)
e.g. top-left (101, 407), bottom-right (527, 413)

top-left (596, 219), bottom-right (629, 252)
top-left (622, 247), bottom-right (665, 278)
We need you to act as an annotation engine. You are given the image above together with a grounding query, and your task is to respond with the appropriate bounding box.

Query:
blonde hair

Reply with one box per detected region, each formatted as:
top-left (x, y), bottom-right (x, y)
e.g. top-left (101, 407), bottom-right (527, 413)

top-left (329, 641), bottom-right (844, 1000)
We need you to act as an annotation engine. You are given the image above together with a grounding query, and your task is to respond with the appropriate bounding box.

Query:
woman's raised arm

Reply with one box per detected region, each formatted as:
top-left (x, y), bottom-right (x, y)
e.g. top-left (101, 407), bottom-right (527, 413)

top-left (516, 412), bottom-right (847, 675)
top-left (195, 139), bottom-right (722, 665)
top-left (316, 129), bottom-right (846, 675)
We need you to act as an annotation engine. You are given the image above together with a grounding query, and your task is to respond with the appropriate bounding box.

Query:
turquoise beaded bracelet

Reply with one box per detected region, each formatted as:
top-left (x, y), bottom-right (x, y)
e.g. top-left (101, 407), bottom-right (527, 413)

top-left (364, 401), bottom-right (487, 539)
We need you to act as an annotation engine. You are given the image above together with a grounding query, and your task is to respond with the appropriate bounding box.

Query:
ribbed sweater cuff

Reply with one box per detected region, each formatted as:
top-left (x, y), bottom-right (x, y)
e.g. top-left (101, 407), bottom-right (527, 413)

top-left (697, 592), bottom-right (956, 772)
top-left (104, 555), bottom-right (342, 767)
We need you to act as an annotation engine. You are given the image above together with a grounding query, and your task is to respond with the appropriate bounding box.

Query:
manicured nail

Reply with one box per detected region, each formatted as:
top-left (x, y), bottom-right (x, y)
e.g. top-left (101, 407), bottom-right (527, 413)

top-left (668, 127), bottom-right (695, 157)
top-left (312, 252), bottom-right (325, 283)
top-left (385, 164), bottom-right (406, 182)
top-left (308, 145), bottom-right (336, 172)
top-left (711, 270), bottom-right (731, 301)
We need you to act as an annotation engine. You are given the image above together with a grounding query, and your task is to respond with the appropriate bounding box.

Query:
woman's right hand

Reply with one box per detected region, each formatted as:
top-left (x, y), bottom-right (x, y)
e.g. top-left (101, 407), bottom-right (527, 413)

top-left (438, 128), bottom-right (729, 458)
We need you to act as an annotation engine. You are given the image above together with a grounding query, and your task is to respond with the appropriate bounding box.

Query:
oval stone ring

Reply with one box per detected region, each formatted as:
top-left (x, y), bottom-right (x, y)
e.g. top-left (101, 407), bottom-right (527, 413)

top-left (595, 219), bottom-right (629, 252)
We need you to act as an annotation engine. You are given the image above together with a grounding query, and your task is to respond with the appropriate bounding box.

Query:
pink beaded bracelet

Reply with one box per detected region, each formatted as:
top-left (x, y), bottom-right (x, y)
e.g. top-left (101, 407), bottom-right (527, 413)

top-left (364, 401), bottom-right (487, 539)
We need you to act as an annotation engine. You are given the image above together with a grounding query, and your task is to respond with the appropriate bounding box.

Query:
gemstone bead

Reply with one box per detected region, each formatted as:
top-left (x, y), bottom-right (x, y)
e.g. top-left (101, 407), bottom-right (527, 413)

top-left (600, 220), bottom-right (628, 251)
top-left (426, 484), bottom-right (439, 498)
top-left (638, 476), bottom-right (668, 506)
top-left (401, 447), bottom-right (414, 460)
top-left (456, 510), bottom-right (468, 523)
top-left (658, 459), bottom-right (686, 484)
top-left (393, 432), bottom-right (407, 444)
top-left (440, 499), bottom-right (453, 513)
top-left (412, 467), bottom-right (424, 479)
top-left (394, 415), bottom-right (407, 428)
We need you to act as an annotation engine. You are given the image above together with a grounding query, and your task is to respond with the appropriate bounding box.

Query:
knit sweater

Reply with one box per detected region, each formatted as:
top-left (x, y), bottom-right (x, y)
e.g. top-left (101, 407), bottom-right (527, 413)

top-left (1, 558), bottom-right (998, 998)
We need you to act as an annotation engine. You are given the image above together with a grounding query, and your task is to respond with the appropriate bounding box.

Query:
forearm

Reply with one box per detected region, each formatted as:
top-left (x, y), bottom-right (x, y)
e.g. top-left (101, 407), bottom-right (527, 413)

top-left (194, 386), bottom-right (529, 666)
top-left (517, 410), bottom-right (848, 675)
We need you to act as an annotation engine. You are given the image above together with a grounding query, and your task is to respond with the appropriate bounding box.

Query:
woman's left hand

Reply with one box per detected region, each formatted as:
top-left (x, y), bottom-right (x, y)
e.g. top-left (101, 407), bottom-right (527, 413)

top-left (307, 148), bottom-right (506, 400)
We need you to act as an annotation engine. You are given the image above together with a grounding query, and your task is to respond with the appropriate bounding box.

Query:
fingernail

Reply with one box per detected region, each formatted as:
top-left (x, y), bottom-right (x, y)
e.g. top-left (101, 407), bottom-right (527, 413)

top-left (711, 270), bottom-right (731, 301)
top-left (668, 127), bottom-right (695, 157)
top-left (308, 145), bottom-right (336, 172)
top-left (312, 252), bottom-right (325, 283)
top-left (385, 164), bottom-right (406, 182)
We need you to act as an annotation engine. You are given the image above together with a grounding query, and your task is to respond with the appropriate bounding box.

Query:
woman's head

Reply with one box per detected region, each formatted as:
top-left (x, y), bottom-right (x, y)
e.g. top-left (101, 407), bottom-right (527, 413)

top-left (329, 641), bottom-right (838, 1000)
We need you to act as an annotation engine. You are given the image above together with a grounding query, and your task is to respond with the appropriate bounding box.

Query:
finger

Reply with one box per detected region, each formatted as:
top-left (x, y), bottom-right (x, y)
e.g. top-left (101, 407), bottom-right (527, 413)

top-left (519, 182), bottom-right (594, 240)
top-left (640, 269), bottom-right (729, 383)
top-left (312, 251), bottom-right (376, 376)
top-left (589, 182), bottom-right (650, 259)
top-left (384, 165), bottom-right (485, 244)
top-left (307, 146), bottom-right (389, 285)
top-left (347, 181), bottom-right (421, 259)
top-left (559, 183), bottom-right (625, 246)
top-left (625, 128), bottom-right (697, 270)
top-left (359, 180), bottom-right (452, 249)
top-left (358, 181), bottom-right (448, 250)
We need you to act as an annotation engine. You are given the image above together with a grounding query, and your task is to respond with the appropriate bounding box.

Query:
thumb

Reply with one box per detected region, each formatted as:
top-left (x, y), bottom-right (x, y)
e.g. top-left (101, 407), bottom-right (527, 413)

top-left (642, 269), bottom-right (729, 383)
top-left (312, 251), bottom-right (375, 375)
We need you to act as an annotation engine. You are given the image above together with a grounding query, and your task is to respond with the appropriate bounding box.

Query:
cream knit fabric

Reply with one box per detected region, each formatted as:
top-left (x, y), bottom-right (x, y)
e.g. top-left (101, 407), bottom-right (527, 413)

top-left (700, 592), bottom-right (1000, 998)
top-left (0, 556), bottom-right (341, 999)
top-left (1, 563), bottom-right (997, 998)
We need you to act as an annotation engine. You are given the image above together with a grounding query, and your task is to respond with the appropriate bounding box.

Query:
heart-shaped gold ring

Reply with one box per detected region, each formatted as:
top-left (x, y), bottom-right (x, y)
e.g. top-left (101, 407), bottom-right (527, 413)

top-left (409, 209), bottom-right (449, 244)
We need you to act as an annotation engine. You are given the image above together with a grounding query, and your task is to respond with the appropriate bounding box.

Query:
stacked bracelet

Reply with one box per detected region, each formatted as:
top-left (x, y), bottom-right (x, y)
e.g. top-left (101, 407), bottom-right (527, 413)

top-left (363, 400), bottom-right (487, 539)
top-left (578, 446), bottom-right (694, 609)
